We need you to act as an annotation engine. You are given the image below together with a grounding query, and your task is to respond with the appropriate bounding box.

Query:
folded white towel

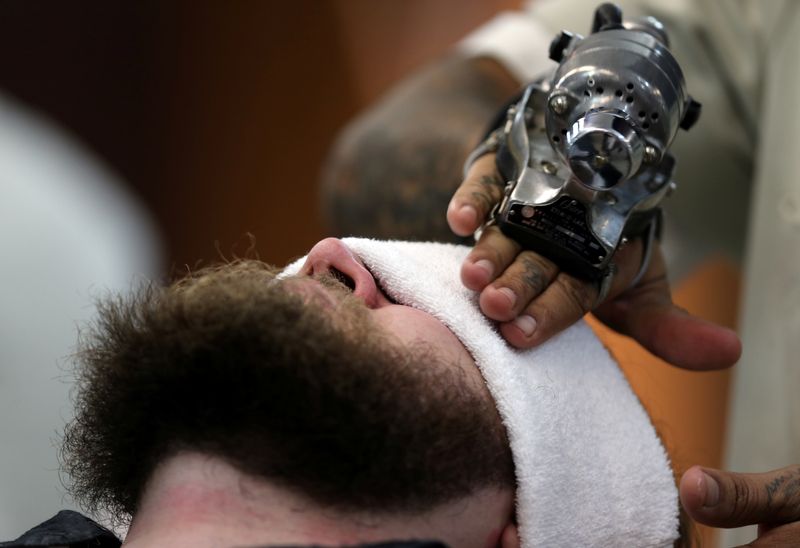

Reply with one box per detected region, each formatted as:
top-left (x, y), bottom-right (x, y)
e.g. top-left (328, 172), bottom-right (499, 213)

top-left (286, 238), bottom-right (679, 547)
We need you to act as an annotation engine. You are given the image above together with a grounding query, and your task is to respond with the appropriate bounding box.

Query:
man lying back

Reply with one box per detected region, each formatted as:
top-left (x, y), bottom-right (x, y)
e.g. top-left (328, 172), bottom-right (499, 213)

top-left (5, 237), bottom-right (798, 548)
top-left (60, 238), bottom-right (517, 547)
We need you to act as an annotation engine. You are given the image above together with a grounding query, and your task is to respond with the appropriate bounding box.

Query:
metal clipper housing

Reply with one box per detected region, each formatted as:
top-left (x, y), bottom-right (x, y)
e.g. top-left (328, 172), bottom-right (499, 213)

top-left (493, 3), bottom-right (700, 281)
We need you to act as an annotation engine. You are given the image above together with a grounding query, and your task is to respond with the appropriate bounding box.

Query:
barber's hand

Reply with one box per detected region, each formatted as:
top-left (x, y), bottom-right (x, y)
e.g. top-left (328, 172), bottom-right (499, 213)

top-left (446, 154), bottom-right (741, 370)
top-left (681, 465), bottom-right (800, 546)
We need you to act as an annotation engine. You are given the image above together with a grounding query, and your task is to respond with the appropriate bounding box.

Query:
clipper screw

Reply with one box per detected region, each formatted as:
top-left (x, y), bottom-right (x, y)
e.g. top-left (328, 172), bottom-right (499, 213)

top-left (643, 145), bottom-right (658, 164)
top-left (549, 95), bottom-right (569, 115)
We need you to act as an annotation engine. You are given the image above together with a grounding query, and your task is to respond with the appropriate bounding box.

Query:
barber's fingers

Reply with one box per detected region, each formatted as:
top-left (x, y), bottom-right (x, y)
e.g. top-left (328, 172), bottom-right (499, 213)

top-left (599, 302), bottom-right (741, 370)
top-left (495, 238), bottom-right (643, 348)
top-left (750, 522), bottom-right (800, 548)
top-left (593, 246), bottom-right (741, 370)
top-left (479, 249), bottom-right (560, 322)
top-left (447, 154), bottom-right (504, 236)
top-left (461, 222), bottom-right (741, 369)
top-left (461, 225), bottom-right (522, 291)
top-left (680, 465), bottom-right (800, 531)
top-left (499, 270), bottom-right (598, 347)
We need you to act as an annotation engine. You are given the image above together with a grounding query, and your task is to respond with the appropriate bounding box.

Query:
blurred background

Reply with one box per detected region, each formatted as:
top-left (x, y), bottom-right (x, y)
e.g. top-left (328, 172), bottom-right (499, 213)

top-left (0, 0), bottom-right (518, 270)
top-left (0, 0), bottom-right (518, 537)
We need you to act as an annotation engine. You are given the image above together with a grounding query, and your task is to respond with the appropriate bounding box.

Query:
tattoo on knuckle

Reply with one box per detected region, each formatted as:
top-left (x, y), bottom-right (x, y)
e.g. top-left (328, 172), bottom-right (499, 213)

top-left (766, 473), bottom-right (789, 503)
top-left (473, 175), bottom-right (503, 204)
top-left (765, 467), bottom-right (800, 512)
top-left (470, 191), bottom-right (493, 213)
top-left (521, 257), bottom-right (547, 295)
top-left (782, 477), bottom-right (800, 511)
top-left (478, 174), bottom-right (504, 190)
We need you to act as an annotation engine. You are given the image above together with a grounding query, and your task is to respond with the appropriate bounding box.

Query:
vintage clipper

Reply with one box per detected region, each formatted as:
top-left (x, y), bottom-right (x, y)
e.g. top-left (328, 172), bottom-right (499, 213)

top-left (489, 3), bottom-right (701, 290)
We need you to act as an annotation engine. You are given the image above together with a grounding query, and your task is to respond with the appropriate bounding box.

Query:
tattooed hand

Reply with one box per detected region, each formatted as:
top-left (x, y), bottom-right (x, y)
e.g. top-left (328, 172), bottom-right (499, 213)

top-left (446, 153), bottom-right (741, 370)
top-left (681, 465), bottom-right (800, 545)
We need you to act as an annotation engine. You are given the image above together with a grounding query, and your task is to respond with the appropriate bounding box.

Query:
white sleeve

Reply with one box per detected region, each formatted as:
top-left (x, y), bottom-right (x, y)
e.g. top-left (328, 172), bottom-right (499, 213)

top-left (457, 10), bottom-right (557, 84)
top-left (720, 3), bottom-right (800, 545)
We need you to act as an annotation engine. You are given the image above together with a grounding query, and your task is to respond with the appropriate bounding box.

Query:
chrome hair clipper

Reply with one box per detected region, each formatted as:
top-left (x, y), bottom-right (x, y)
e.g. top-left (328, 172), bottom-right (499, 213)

top-left (482, 3), bottom-right (700, 292)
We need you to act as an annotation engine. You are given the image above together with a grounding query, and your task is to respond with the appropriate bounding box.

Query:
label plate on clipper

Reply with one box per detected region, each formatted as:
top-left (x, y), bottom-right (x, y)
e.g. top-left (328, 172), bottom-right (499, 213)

top-left (506, 197), bottom-right (605, 264)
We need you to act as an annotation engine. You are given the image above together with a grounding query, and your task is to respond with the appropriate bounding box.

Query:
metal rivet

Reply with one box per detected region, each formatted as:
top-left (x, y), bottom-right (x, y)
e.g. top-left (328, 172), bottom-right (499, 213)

top-left (541, 160), bottom-right (557, 175)
top-left (643, 145), bottom-right (659, 164)
top-left (549, 94), bottom-right (569, 115)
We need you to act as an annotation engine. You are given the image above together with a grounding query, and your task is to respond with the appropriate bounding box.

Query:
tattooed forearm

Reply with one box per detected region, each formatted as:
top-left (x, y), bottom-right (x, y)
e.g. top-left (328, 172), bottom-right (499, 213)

top-left (321, 55), bottom-right (519, 242)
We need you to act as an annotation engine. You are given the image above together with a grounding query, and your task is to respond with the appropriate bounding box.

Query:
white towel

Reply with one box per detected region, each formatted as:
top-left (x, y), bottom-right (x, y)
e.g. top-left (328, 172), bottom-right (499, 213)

top-left (285, 238), bottom-right (679, 547)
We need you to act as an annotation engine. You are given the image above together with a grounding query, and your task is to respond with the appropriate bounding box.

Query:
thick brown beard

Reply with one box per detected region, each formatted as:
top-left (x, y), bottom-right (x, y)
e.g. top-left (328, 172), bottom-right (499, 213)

top-left (61, 260), bottom-right (514, 523)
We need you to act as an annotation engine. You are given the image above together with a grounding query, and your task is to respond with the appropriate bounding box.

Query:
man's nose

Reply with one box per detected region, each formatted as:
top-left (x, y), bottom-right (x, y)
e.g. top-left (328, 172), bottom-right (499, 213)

top-left (301, 238), bottom-right (386, 308)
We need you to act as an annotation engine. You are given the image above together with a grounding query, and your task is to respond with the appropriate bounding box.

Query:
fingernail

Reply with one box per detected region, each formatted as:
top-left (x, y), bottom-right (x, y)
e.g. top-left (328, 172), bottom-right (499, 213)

top-left (458, 204), bottom-right (477, 225)
top-left (514, 315), bottom-right (537, 336)
top-left (497, 287), bottom-right (517, 307)
top-left (474, 259), bottom-right (494, 278)
top-left (702, 472), bottom-right (719, 507)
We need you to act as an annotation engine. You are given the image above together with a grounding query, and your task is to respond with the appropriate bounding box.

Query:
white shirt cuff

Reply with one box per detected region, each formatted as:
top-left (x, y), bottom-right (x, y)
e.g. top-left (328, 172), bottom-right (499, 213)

top-left (457, 11), bottom-right (557, 84)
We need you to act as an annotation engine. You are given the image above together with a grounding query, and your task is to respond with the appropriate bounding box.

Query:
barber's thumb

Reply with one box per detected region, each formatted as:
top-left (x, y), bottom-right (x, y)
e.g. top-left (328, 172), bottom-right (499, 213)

top-left (680, 465), bottom-right (800, 528)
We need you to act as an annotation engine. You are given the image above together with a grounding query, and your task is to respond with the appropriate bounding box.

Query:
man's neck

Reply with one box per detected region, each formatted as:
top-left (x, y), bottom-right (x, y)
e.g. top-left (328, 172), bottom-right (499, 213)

top-left (122, 452), bottom-right (513, 548)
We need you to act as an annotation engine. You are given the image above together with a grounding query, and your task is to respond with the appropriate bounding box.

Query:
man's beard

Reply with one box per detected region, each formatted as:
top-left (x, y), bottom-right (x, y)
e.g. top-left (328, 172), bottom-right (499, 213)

top-left (62, 261), bottom-right (514, 522)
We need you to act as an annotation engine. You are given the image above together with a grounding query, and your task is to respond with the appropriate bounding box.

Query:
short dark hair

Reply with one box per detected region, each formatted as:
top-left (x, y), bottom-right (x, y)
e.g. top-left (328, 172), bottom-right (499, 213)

top-left (61, 261), bottom-right (514, 523)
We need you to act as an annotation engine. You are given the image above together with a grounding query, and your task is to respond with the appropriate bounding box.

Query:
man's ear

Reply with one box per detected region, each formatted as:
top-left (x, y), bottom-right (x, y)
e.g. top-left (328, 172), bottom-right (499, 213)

top-left (499, 522), bottom-right (520, 548)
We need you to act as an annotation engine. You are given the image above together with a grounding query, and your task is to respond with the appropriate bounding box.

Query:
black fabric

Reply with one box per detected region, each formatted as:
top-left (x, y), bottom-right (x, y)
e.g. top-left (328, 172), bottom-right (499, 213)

top-left (1, 511), bottom-right (448, 548)
top-left (0, 510), bottom-right (120, 547)
top-left (267, 543), bottom-right (447, 548)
